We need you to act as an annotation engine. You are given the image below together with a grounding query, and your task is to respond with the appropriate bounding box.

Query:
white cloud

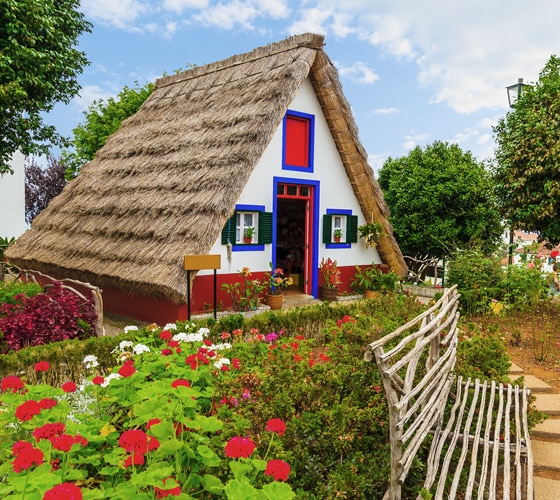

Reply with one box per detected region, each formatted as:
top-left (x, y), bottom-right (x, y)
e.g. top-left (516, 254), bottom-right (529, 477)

top-left (337, 61), bottom-right (379, 84)
top-left (72, 85), bottom-right (115, 111)
top-left (81, 0), bottom-right (147, 30)
top-left (374, 107), bottom-right (399, 115)
top-left (287, 7), bottom-right (332, 35)
top-left (193, 0), bottom-right (289, 29)
top-left (403, 133), bottom-right (429, 151)
top-left (163, 0), bottom-right (208, 14)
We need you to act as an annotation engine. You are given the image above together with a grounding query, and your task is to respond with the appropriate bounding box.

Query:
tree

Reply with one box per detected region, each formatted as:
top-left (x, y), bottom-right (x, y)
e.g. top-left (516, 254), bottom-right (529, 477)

top-left (0, 0), bottom-right (91, 175)
top-left (493, 55), bottom-right (560, 245)
top-left (64, 82), bottom-right (154, 179)
top-left (25, 155), bottom-right (67, 225)
top-left (378, 141), bottom-right (503, 260)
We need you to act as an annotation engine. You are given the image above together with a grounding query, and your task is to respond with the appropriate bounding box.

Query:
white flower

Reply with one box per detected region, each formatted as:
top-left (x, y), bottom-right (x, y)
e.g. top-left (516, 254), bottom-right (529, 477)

top-left (214, 358), bottom-right (231, 369)
top-left (198, 327), bottom-right (210, 337)
top-left (83, 355), bottom-right (99, 369)
top-left (132, 343), bottom-right (150, 355)
top-left (173, 332), bottom-right (204, 343)
top-left (123, 325), bottom-right (139, 333)
top-left (101, 373), bottom-right (122, 388)
top-left (163, 323), bottom-right (178, 330)
top-left (213, 343), bottom-right (232, 351)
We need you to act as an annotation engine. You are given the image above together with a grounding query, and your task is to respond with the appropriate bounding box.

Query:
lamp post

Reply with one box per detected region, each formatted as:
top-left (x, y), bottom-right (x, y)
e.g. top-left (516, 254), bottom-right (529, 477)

top-left (505, 77), bottom-right (528, 265)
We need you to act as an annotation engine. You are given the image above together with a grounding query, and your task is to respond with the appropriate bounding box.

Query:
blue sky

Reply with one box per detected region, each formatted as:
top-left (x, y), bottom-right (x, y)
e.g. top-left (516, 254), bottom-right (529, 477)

top-left (46, 0), bottom-right (560, 173)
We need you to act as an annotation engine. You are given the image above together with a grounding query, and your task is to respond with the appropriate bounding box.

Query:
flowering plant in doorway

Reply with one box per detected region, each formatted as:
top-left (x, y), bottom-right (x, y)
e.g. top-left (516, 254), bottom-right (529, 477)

top-left (265, 263), bottom-right (293, 295)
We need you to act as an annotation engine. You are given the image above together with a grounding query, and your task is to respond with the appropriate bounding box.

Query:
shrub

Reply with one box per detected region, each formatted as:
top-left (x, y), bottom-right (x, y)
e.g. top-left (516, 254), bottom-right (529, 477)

top-left (0, 281), bottom-right (42, 306)
top-left (0, 282), bottom-right (96, 352)
top-left (500, 263), bottom-right (549, 310)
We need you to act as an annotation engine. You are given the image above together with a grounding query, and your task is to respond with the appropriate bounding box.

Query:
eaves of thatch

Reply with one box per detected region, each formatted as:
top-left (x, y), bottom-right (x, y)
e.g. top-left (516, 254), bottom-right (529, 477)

top-left (6, 33), bottom-right (406, 304)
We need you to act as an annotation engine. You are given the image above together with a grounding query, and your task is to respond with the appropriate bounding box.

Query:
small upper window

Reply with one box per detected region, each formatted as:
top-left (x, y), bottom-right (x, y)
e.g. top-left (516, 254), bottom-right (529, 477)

top-left (236, 211), bottom-right (258, 244)
top-left (332, 215), bottom-right (347, 243)
top-left (283, 110), bottom-right (315, 172)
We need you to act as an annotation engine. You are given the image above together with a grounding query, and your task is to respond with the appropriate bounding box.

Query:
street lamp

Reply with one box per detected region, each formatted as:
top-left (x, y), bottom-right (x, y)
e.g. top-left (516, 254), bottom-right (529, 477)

top-left (505, 77), bottom-right (527, 264)
top-left (506, 77), bottom-right (527, 108)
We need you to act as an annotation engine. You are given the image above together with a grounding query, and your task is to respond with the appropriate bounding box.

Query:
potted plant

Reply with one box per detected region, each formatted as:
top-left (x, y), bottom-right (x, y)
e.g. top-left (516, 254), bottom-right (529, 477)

top-left (243, 227), bottom-right (255, 244)
top-left (319, 257), bottom-right (340, 301)
top-left (333, 228), bottom-right (343, 243)
top-left (379, 270), bottom-right (400, 294)
top-left (264, 263), bottom-right (293, 310)
top-left (358, 221), bottom-right (384, 248)
top-left (351, 264), bottom-right (383, 299)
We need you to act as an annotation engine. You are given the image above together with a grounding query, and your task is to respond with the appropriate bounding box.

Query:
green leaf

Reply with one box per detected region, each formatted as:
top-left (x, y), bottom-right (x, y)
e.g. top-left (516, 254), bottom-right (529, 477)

top-left (224, 479), bottom-right (263, 500)
top-left (262, 482), bottom-right (296, 499)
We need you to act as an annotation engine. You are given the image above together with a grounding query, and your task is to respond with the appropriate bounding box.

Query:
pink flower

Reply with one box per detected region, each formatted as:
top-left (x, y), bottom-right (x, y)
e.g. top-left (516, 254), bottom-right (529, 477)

top-left (265, 418), bottom-right (287, 436)
top-left (1, 375), bottom-right (24, 393)
top-left (224, 436), bottom-right (256, 458)
top-left (43, 482), bottom-right (83, 500)
top-left (264, 459), bottom-right (291, 481)
top-left (527, 262), bottom-right (535, 269)
top-left (62, 381), bottom-right (77, 393)
top-left (34, 361), bottom-right (50, 372)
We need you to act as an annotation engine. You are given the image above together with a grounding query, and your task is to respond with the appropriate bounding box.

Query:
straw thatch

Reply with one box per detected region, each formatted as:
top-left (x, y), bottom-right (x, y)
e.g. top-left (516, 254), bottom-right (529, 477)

top-left (6, 33), bottom-right (406, 304)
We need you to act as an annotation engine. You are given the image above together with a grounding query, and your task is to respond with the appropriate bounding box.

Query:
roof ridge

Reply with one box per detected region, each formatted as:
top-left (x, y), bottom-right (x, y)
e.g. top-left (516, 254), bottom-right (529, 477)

top-left (156, 33), bottom-right (324, 89)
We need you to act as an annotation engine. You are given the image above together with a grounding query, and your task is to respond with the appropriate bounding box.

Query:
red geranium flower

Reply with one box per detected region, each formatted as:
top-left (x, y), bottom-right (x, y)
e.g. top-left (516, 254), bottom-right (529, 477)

top-left (118, 363), bottom-right (136, 377)
top-left (232, 358), bottom-right (241, 370)
top-left (264, 459), bottom-right (291, 481)
top-left (52, 434), bottom-right (77, 452)
top-left (38, 398), bottom-right (58, 409)
top-left (167, 340), bottom-right (180, 347)
top-left (92, 376), bottom-right (104, 385)
top-left (12, 446), bottom-right (44, 472)
top-left (551, 249), bottom-right (560, 258)
top-left (43, 482), bottom-right (82, 500)
top-left (224, 436), bottom-right (256, 459)
top-left (171, 379), bottom-right (191, 389)
top-left (154, 477), bottom-right (181, 498)
top-left (33, 422), bottom-right (66, 442)
top-left (34, 361), bottom-right (50, 372)
top-left (62, 381), bottom-right (77, 393)
top-left (15, 400), bottom-right (42, 421)
top-left (146, 418), bottom-right (161, 429)
top-left (161, 348), bottom-right (173, 356)
top-left (12, 440), bottom-right (33, 456)
top-left (265, 418), bottom-right (287, 436)
top-left (1, 375), bottom-right (24, 393)
top-left (124, 453), bottom-right (145, 468)
top-left (159, 330), bottom-right (172, 340)
top-left (119, 430), bottom-right (148, 454)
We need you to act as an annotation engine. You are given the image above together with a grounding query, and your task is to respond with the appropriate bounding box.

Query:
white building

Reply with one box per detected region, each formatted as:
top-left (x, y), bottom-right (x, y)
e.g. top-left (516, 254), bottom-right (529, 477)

top-left (0, 151), bottom-right (26, 239)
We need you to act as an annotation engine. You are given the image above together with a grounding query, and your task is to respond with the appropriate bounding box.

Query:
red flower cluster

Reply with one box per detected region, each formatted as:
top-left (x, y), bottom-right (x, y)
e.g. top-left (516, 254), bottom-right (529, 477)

top-left (1, 375), bottom-right (24, 393)
top-left (15, 400), bottom-right (42, 421)
top-left (62, 381), bottom-right (77, 393)
top-left (308, 352), bottom-right (331, 368)
top-left (265, 418), bottom-right (287, 436)
top-left (224, 436), bottom-right (256, 459)
top-left (33, 422), bottom-right (66, 442)
top-left (336, 315), bottom-right (356, 327)
top-left (118, 429), bottom-right (159, 468)
top-left (118, 360), bottom-right (136, 377)
top-left (264, 459), bottom-right (291, 481)
top-left (171, 379), bottom-right (191, 389)
top-left (12, 441), bottom-right (44, 472)
top-left (154, 477), bottom-right (181, 498)
top-left (185, 348), bottom-right (212, 370)
top-left (43, 482), bottom-right (82, 500)
top-left (159, 330), bottom-right (172, 340)
top-left (52, 434), bottom-right (88, 452)
top-left (92, 376), bottom-right (104, 385)
top-left (34, 361), bottom-right (50, 372)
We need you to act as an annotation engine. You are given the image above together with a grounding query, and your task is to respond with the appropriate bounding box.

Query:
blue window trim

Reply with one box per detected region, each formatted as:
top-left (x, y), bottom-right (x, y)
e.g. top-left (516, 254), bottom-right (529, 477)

top-left (282, 109), bottom-right (315, 173)
top-left (232, 204), bottom-right (265, 252)
top-left (273, 177), bottom-right (320, 298)
top-left (326, 208), bottom-right (352, 249)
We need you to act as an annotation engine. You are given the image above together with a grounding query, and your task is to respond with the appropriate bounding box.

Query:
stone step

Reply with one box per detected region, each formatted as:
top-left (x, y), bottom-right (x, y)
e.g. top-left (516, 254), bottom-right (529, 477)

top-left (533, 418), bottom-right (560, 441)
top-left (509, 362), bottom-right (525, 375)
top-left (511, 374), bottom-right (553, 393)
top-left (534, 475), bottom-right (560, 500)
top-left (532, 439), bottom-right (560, 472)
top-left (534, 394), bottom-right (560, 416)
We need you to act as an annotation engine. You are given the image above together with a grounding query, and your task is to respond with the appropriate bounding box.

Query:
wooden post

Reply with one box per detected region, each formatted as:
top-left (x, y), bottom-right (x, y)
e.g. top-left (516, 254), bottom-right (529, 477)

top-left (183, 255), bottom-right (221, 320)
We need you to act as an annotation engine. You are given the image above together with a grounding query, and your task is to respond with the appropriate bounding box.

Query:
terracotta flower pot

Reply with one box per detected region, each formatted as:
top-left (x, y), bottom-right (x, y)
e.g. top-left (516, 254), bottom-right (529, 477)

top-left (319, 286), bottom-right (339, 302)
top-left (243, 236), bottom-right (252, 244)
top-left (265, 293), bottom-right (284, 310)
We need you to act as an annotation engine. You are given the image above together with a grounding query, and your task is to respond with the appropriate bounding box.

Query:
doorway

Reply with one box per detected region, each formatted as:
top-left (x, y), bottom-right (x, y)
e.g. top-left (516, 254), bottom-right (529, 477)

top-left (274, 182), bottom-right (314, 295)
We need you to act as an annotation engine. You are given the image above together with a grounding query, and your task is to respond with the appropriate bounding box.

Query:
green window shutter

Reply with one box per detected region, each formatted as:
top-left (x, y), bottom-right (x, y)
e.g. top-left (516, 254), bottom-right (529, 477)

top-left (347, 215), bottom-right (358, 243)
top-left (259, 212), bottom-right (273, 244)
top-left (221, 213), bottom-right (237, 244)
top-left (322, 214), bottom-right (332, 243)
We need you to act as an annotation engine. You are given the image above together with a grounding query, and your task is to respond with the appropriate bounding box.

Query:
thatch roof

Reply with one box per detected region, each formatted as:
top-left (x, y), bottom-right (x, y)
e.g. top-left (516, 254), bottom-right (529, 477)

top-left (6, 33), bottom-right (407, 304)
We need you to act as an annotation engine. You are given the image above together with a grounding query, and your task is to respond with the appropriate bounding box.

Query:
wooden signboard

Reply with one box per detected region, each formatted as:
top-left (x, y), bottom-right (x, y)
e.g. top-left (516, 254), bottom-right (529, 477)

top-left (184, 254), bottom-right (221, 320)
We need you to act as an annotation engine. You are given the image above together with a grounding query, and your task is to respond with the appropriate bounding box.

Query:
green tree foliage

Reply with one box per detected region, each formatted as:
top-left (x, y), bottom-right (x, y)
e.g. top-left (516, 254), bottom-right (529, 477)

top-left (64, 82), bottom-right (154, 179)
top-left (493, 55), bottom-right (560, 245)
top-left (378, 141), bottom-right (503, 260)
top-left (0, 0), bottom-right (91, 174)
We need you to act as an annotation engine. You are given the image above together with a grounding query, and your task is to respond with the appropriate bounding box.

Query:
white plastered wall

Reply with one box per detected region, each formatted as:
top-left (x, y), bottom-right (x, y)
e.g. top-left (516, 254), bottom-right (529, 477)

top-left (0, 151), bottom-right (26, 239)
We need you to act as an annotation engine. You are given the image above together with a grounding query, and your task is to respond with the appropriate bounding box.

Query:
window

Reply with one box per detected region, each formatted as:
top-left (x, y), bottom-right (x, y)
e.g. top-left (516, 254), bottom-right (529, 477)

top-left (221, 205), bottom-right (272, 251)
top-left (323, 210), bottom-right (358, 247)
top-left (282, 110), bottom-right (315, 172)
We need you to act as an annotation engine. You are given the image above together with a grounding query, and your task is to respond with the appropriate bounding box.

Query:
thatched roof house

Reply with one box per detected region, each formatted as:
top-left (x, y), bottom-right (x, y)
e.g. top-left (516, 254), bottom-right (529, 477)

top-left (6, 33), bottom-right (406, 322)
